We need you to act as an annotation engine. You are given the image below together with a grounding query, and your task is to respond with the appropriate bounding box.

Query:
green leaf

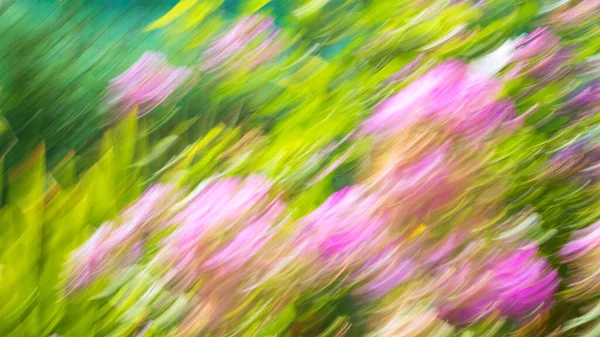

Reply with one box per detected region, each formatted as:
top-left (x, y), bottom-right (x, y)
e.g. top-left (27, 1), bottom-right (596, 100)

top-left (135, 135), bottom-right (179, 167)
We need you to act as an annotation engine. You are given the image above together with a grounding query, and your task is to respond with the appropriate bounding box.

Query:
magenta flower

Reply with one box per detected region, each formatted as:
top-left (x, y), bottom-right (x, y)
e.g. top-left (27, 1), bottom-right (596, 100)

top-left (107, 51), bottom-right (194, 117)
top-left (200, 15), bottom-right (281, 72)
top-left (547, 141), bottom-right (590, 179)
top-left (561, 220), bottom-right (600, 262)
top-left (108, 184), bottom-right (180, 245)
top-left (386, 143), bottom-right (451, 199)
top-left (294, 186), bottom-right (390, 271)
top-left (361, 60), bottom-right (517, 139)
top-left (437, 264), bottom-right (498, 325)
top-left (122, 184), bottom-right (178, 223)
top-left (159, 175), bottom-right (285, 288)
top-left (353, 232), bottom-right (467, 300)
top-left (66, 223), bottom-right (116, 292)
top-left (546, 129), bottom-right (600, 180)
top-left (491, 247), bottom-right (559, 318)
top-left (355, 247), bottom-right (417, 298)
top-left (531, 48), bottom-right (572, 78)
top-left (361, 61), bottom-right (467, 137)
top-left (66, 184), bottom-right (180, 292)
top-left (510, 28), bottom-right (571, 81)
top-left (551, 0), bottom-right (600, 26)
top-left (559, 220), bottom-right (600, 301)
top-left (439, 245), bottom-right (559, 325)
top-left (368, 142), bottom-right (469, 221)
top-left (169, 175), bottom-right (272, 239)
top-left (424, 234), bottom-right (464, 266)
top-left (201, 200), bottom-right (285, 278)
top-left (564, 81), bottom-right (600, 117)
top-left (514, 28), bottom-right (560, 61)
top-left (447, 100), bottom-right (518, 139)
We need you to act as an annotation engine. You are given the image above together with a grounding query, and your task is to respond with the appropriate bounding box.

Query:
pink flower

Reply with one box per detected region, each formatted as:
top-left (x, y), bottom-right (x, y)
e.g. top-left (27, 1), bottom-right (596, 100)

top-left (384, 143), bottom-right (451, 199)
top-left (492, 247), bottom-right (559, 318)
top-left (559, 220), bottom-right (600, 301)
top-left (546, 141), bottom-right (590, 179)
top-left (356, 252), bottom-right (417, 298)
top-left (531, 48), bottom-right (572, 78)
top-left (361, 61), bottom-right (467, 137)
top-left (294, 186), bottom-right (390, 271)
top-left (107, 51), bottom-right (193, 117)
top-left (561, 220), bottom-right (600, 262)
top-left (369, 142), bottom-right (467, 221)
top-left (66, 184), bottom-right (181, 292)
top-left (447, 100), bottom-right (518, 139)
top-left (551, 0), bottom-right (600, 26)
top-left (439, 245), bottom-right (559, 325)
top-left (200, 15), bottom-right (281, 72)
top-left (424, 234), bottom-right (463, 265)
top-left (361, 60), bottom-right (517, 139)
top-left (159, 175), bottom-right (284, 288)
top-left (564, 80), bottom-right (600, 117)
top-left (514, 28), bottom-right (560, 61)
top-left (510, 28), bottom-right (572, 81)
top-left (66, 223), bottom-right (116, 292)
top-left (108, 184), bottom-right (180, 245)
top-left (202, 200), bottom-right (285, 278)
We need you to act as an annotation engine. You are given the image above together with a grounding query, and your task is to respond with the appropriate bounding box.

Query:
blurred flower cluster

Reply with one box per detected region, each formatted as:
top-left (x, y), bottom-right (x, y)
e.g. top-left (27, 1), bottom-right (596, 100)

top-left (2, 0), bottom-right (600, 336)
